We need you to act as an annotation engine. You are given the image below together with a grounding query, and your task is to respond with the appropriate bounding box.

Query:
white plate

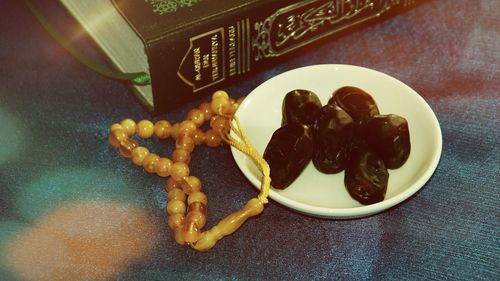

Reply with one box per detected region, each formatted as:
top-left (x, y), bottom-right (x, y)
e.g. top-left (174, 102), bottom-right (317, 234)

top-left (230, 64), bottom-right (442, 219)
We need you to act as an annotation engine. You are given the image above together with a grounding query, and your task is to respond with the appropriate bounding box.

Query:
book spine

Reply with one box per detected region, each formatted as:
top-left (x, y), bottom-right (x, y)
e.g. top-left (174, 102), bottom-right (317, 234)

top-left (149, 0), bottom-right (422, 114)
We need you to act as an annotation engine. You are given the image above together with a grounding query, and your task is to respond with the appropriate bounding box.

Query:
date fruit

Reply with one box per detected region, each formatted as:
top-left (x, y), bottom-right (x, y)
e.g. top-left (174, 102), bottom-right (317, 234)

top-left (263, 86), bottom-right (411, 206)
top-left (365, 114), bottom-right (411, 169)
top-left (282, 89), bottom-right (322, 127)
top-left (328, 86), bottom-right (379, 126)
top-left (344, 144), bottom-right (389, 205)
top-left (313, 104), bottom-right (354, 173)
top-left (263, 123), bottom-right (314, 189)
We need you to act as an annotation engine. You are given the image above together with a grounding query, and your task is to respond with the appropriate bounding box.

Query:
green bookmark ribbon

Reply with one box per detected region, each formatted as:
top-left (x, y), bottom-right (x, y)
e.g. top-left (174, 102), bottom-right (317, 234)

top-left (24, 0), bottom-right (151, 86)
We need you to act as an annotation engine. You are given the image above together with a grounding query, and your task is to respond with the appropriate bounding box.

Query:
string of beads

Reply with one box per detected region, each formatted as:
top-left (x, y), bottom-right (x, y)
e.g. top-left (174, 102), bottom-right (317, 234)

top-left (108, 91), bottom-right (270, 251)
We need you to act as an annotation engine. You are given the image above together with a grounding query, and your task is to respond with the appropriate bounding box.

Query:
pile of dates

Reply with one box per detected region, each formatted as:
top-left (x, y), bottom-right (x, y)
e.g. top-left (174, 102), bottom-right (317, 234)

top-left (263, 87), bottom-right (411, 205)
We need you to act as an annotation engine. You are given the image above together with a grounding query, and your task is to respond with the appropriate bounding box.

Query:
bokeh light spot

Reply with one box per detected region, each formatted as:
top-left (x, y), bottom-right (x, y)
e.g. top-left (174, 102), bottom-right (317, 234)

top-left (0, 108), bottom-right (26, 166)
top-left (15, 168), bottom-right (147, 222)
top-left (0, 220), bottom-right (29, 279)
top-left (5, 200), bottom-right (159, 281)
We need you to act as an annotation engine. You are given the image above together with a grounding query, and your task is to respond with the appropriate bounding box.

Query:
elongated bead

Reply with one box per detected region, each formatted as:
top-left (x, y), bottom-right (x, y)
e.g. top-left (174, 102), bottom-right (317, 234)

top-left (191, 198), bottom-right (263, 251)
top-left (217, 198), bottom-right (263, 235)
top-left (191, 226), bottom-right (221, 251)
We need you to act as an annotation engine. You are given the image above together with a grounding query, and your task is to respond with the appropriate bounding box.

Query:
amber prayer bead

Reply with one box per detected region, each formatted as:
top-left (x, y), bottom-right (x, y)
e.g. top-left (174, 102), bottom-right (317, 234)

top-left (109, 91), bottom-right (267, 251)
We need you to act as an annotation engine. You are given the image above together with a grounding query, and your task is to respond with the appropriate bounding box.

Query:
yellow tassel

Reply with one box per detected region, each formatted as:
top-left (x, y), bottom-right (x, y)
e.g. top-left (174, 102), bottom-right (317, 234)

top-left (221, 116), bottom-right (271, 204)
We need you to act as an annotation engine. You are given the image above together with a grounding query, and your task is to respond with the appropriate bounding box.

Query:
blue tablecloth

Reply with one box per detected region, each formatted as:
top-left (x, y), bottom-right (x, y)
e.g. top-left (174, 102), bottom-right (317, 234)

top-left (1, 0), bottom-right (499, 280)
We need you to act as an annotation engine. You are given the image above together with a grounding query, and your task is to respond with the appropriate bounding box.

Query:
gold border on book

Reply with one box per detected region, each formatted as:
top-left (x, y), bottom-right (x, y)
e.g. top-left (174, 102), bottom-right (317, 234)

top-left (246, 18), bottom-right (251, 72)
top-left (178, 27), bottom-right (226, 92)
top-left (252, 0), bottom-right (406, 61)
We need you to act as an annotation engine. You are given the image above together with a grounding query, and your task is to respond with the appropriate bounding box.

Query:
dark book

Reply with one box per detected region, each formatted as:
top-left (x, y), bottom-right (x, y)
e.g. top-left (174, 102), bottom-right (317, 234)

top-left (60, 0), bottom-right (424, 114)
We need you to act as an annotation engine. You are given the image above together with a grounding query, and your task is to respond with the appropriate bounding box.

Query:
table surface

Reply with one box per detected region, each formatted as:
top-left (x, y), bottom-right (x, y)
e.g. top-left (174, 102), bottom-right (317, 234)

top-left (1, 0), bottom-right (499, 280)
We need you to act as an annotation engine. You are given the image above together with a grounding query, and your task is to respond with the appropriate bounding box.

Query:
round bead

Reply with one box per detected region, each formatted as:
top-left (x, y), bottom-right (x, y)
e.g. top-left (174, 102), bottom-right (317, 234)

top-left (164, 177), bottom-right (182, 192)
top-left (136, 120), bottom-right (155, 139)
top-left (210, 115), bottom-right (231, 135)
top-left (176, 135), bottom-right (195, 153)
top-left (109, 129), bottom-right (127, 148)
top-left (178, 120), bottom-right (197, 138)
top-left (119, 139), bottom-right (138, 158)
top-left (181, 176), bottom-right (202, 194)
top-left (131, 146), bottom-right (150, 166)
top-left (167, 213), bottom-right (184, 230)
top-left (192, 129), bottom-right (206, 146)
top-left (170, 162), bottom-right (190, 182)
top-left (172, 148), bottom-right (191, 164)
top-left (198, 102), bottom-right (214, 121)
top-left (167, 188), bottom-right (186, 202)
top-left (186, 109), bottom-right (205, 128)
top-left (167, 199), bottom-right (186, 215)
top-left (211, 97), bottom-right (231, 116)
top-left (110, 123), bottom-right (123, 132)
top-left (204, 129), bottom-right (223, 147)
top-left (154, 120), bottom-right (171, 139)
top-left (155, 157), bottom-right (173, 177)
top-left (187, 191), bottom-right (208, 205)
top-left (170, 123), bottom-right (180, 140)
top-left (212, 90), bottom-right (229, 100)
top-left (142, 153), bottom-right (160, 173)
top-left (120, 118), bottom-right (136, 136)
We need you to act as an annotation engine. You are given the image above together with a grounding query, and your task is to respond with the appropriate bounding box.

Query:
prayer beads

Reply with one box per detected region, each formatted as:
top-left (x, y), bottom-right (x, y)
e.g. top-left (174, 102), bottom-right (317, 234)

top-left (109, 91), bottom-right (271, 251)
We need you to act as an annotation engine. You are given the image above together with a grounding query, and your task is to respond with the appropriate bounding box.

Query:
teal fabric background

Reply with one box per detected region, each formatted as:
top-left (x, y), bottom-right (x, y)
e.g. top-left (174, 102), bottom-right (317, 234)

top-left (0, 0), bottom-right (498, 280)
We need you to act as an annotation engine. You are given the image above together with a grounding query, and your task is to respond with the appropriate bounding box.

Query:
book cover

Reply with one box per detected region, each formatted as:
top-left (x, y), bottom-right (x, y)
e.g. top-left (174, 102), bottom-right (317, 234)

top-left (72, 0), bottom-right (426, 114)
